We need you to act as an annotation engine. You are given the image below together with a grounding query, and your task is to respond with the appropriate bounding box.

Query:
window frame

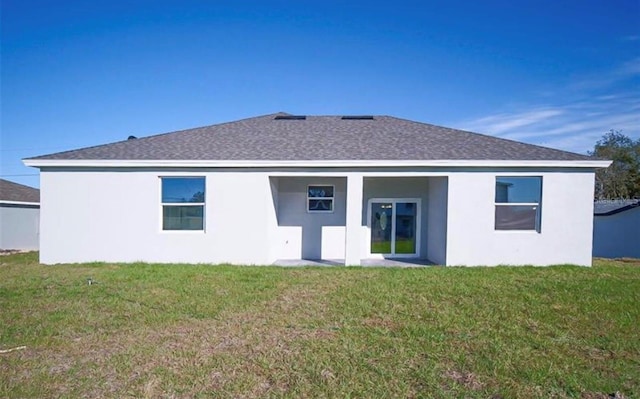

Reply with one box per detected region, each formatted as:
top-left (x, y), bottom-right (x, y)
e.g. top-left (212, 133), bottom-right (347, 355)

top-left (494, 176), bottom-right (542, 232)
top-left (307, 184), bottom-right (335, 214)
top-left (160, 176), bottom-right (206, 232)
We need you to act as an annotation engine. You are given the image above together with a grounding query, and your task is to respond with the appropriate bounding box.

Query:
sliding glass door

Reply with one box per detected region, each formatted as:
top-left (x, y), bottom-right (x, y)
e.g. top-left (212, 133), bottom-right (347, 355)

top-left (370, 199), bottom-right (419, 256)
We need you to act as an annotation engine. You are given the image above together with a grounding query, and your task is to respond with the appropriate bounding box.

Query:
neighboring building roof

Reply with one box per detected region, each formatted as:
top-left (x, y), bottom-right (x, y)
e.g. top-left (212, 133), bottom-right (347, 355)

top-left (594, 199), bottom-right (640, 216)
top-left (25, 113), bottom-right (595, 162)
top-left (0, 179), bottom-right (40, 203)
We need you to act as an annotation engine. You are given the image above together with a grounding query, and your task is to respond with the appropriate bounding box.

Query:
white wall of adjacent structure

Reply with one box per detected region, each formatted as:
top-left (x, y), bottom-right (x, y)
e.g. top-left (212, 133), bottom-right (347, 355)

top-left (593, 207), bottom-right (640, 259)
top-left (38, 168), bottom-right (596, 266)
top-left (0, 205), bottom-right (40, 250)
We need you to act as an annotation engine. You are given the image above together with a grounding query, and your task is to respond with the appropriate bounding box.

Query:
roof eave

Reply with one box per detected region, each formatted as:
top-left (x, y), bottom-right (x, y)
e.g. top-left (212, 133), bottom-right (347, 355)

top-left (0, 200), bottom-right (40, 206)
top-left (23, 159), bottom-right (613, 169)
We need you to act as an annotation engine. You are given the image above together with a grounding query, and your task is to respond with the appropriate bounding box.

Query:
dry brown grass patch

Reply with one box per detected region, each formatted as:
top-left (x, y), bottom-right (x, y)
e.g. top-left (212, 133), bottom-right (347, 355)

top-left (362, 316), bottom-right (402, 330)
top-left (443, 369), bottom-right (485, 391)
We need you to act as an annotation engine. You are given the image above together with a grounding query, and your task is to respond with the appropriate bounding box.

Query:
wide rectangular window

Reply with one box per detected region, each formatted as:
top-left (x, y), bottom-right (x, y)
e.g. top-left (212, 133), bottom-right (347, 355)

top-left (495, 177), bottom-right (542, 231)
top-left (307, 185), bottom-right (334, 213)
top-left (161, 177), bottom-right (205, 230)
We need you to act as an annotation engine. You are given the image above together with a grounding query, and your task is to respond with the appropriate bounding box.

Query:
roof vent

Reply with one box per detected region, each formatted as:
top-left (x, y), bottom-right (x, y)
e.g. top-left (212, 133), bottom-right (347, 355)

top-left (127, 135), bottom-right (137, 140)
top-left (274, 115), bottom-right (306, 120)
top-left (341, 115), bottom-right (374, 120)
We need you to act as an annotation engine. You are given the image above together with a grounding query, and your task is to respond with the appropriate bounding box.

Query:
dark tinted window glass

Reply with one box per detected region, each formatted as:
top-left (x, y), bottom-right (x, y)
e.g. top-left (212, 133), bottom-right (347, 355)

top-left (163, 206), bottom-right (204, 230)
top-left (308, 199), bottom-right (333, 212)
top-left (495, 205), bottom-right (538, 230)
top-left (162, 178), bottom-right (205, 203)
top-left (495, 177), bottom-right (541, 203)
top-left (308, 185), bottom-right (334, 198)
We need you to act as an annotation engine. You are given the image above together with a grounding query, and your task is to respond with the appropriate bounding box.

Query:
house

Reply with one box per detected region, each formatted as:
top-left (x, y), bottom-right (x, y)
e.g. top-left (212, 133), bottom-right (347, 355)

top-left (23, 113), bottom-right (610, 266)
top-left (593, 199), bottom-right (640, 259)
top-left (0, 179), bottom-right (40, 251)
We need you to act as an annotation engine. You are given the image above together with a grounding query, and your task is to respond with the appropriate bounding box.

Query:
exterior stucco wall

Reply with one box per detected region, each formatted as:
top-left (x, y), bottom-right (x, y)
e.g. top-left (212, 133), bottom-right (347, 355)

top-left (38, 168), bottom-right (597, 266)
top-left (426, 177), bottom-right (448, 265)
top-left (0, 205), bottom-right (40, 250)
top-left (40, 170), bottom-right (276, 264)
top-left (593, 208), bottom-right (640, 259)
top-left (272, 177), bottom-right (347, 260)
top-left (445, 171), bottom-right (595, 266)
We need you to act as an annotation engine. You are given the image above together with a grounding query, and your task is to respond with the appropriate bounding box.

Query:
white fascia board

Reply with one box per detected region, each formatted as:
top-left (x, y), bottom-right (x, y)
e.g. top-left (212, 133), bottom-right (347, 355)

top-left (23, 158), bottom-right (612, 169)
top-left (0, 200), bottom-right (40, 206)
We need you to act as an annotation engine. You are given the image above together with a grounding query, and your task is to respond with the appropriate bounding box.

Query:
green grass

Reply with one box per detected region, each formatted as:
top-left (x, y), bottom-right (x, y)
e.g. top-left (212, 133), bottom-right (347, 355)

top-left (371, 239), bottom-right (415, 254)
top-left (1, 253), bottom-right (639, 398)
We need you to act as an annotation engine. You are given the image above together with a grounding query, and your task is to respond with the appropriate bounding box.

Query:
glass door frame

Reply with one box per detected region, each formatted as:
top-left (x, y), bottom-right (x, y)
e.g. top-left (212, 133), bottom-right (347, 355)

top-left (366, 198), bottom-right (422, 258)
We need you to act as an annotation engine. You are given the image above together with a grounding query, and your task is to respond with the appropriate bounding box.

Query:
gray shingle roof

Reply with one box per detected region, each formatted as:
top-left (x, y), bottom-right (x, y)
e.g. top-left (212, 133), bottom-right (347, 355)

top-left (0, 179), bottom-right (40, 203)
top-left (26, 113), bottom-right (593, 162)
top-left (594, 199), bottom-right (640, 215)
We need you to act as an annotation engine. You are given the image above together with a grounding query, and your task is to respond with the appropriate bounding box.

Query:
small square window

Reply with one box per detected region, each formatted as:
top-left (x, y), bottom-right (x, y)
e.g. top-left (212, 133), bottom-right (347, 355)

top-left (308, 185), bottom-right (334, 213)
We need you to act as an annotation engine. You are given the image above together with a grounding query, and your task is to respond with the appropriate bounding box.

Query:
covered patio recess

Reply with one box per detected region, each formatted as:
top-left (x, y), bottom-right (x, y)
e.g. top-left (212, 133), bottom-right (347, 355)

top-left (268, 174), bottom-right (448, 266)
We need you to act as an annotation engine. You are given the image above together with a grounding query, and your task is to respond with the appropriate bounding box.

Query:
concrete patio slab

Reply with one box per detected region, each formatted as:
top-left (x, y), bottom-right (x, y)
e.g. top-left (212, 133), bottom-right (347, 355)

top-left (272, 258), bottom-right (435, 267)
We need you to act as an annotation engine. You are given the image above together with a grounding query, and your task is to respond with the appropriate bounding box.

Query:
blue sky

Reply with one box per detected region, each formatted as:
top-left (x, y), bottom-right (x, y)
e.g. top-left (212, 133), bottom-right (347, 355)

top-left (2, 0), bottom-right (639, 187)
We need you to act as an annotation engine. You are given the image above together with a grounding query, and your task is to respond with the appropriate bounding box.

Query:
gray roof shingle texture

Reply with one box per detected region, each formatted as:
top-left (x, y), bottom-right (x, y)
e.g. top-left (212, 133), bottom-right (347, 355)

top-left (0, 179), bottom-right (40, 203)
top-left (27, 113), bottom-right (593, 162)
top-left (594, 199), bottom-right (640, 215)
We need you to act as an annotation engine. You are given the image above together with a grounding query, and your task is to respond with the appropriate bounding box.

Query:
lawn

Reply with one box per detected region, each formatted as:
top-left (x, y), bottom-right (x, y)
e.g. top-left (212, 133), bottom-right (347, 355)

top-left (1, 253), bottom-right (638, 398)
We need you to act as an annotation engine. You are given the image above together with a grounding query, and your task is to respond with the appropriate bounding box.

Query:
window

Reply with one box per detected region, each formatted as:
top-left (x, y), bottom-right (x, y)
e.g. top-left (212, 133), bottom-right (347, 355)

top-left (307, 185), bottom-right (334, 212)
top-left (161, 177), bottom-right (205, 230)
top-left (495, 177), bottom-right (542, 231)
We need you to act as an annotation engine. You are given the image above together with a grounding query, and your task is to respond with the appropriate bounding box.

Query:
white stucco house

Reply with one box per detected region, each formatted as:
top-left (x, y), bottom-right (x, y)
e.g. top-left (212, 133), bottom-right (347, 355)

top-left (593, 199), bottom-right (640, 259)
top-left (0, 179), bottom-right (40, 251)
top-left (24, 113), bottom-right (610, 266)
